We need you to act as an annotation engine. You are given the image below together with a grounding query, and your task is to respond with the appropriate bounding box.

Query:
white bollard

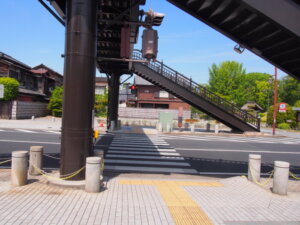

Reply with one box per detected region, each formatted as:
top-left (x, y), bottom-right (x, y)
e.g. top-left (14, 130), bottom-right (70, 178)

top-left (214, 124), bottom-right (219, 134)
top-left (206, 123), bottom-right (210, 132)
top-left (166, 123), bottom-right (171, 133)
top-left (157, 123), bottom-right (162, 132)
top-left (190, 124), bottom-right (195, 133)
top-left (29, 146), bottom-right (43, 176)
top-left (11, 151), bottom-right (28, 187)
top-left (273, 161), bottom-right (290, 195)
top-left (31, 116), bottom-right (35, 120)
top-left (52, 117), bottom-right (56, 122)
top-left (248, 154), bottom-right (261, 182)
top-left (85, 157), bottom-right (102, 193)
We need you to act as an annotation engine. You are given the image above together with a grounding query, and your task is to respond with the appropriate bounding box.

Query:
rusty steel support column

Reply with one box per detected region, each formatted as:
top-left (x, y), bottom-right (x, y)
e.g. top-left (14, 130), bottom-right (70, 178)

top-left (107, 74), bottom-right (121, 130)
top-left (60, 0), bottom-right (97, 180)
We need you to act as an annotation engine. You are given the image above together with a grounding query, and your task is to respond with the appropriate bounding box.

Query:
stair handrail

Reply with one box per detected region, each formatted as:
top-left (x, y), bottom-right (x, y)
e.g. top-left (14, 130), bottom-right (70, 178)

top-left (132, 49), bottom-right (259, 128)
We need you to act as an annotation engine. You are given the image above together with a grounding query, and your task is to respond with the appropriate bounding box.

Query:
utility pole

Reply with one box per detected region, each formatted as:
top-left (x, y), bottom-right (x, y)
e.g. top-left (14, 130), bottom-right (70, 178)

top-left (60, 0), bottom-right (97, 180)
top-left (272, 67), bottom-right (278, 136)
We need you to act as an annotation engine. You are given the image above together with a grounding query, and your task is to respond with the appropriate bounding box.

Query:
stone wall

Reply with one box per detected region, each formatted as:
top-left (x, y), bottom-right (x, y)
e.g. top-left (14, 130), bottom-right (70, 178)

top-left (11, 101), bottom-right (49, 119)
top-left (118, 107), bottom-right (191, 119)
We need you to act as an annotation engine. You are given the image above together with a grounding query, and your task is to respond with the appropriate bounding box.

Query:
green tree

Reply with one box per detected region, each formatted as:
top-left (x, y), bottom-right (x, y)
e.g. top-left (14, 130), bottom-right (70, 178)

top-left (208, 62), bottom-right (272, 109)
top-left (208, 61), bottom-right (246, 106)
top-left (242, 73), bottom-right (272, 111)
top-left (0, 77), bottom-right (19, 101)
top-left (48, 86), bottom-right (63, 117)
top-left (94, 90), bottom-right (108, 117)
top-left (278, 76), bottom-right (300, 106)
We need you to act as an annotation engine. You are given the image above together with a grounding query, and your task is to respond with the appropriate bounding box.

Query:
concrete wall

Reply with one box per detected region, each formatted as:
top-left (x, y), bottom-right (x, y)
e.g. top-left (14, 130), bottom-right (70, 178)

top-left (11, 101), bottom-right (49, 119)
top-left (119, 107), bottom-right (191, 119)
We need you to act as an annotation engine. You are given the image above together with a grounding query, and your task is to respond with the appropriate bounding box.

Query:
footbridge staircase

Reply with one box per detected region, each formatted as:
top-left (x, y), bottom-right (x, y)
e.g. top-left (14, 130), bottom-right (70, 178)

top-left (132, 50), bottom-right (260, 132)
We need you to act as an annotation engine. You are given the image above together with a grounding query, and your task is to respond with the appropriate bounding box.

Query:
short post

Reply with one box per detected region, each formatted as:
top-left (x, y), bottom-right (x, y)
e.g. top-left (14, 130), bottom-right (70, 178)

top-left (248, 154), bottom-right (261, 182)
top-left (94, 150), bottom-right (104, 158)
top-left (110, 121), bottom-right (115, 131)
top-left (117, 120), bottom-right (121, 129)
top-left (11, 151), bottom-right (28, 187)
top-left (31, 116), bottom-right (35, 120)
top-left (190, 124), bottom-right (195, 133)
top-left (206, 123), bottom-right (210, 132)
top-left (273, 161), bottom-right (290, 195)
top-left (29, 146), bottom-right (43, 176)
top-left (166, 123), bottom-right (171, 133)
top-left (157, 123), bottom-right (162, 132)
top-left (85, 157), bottom-right (101, 193)
top-left (214, 124), bottom-right (219, 134)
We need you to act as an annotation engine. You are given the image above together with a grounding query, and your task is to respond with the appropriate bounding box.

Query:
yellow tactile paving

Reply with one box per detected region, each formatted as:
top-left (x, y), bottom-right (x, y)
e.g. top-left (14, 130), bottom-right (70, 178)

top-left (119, 180), bottom-right (223, 225)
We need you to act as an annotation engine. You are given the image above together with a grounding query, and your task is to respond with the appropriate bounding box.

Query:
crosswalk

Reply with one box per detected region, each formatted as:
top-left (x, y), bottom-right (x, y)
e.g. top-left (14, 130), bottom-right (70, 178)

top-left (159, 134), bottom-right (300, 145)
top-left (104, 134), bottom-right (198, 174)
top-left (0, 129), bottom-right (61, 134)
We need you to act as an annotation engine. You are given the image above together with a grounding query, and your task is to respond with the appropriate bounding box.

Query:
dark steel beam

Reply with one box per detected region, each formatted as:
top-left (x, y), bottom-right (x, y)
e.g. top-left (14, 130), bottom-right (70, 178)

top-left (38, 0), bottom-right (65, 26)
top-left (107, 73), bottom-right (121, 130)
top-left (60, 0), bottom-right (97, 180)
top-left (241, 0), bottom-right (300, 37)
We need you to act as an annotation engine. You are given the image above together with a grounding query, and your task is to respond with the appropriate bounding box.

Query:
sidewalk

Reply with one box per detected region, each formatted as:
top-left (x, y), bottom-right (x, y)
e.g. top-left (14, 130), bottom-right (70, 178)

top-left (0, 169), bottom-right (299, 225)
top-left (0, 116), bottom-right (106, 131)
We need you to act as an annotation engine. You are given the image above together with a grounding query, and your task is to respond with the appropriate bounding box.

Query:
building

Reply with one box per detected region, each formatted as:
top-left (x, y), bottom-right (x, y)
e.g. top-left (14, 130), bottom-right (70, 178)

top-left (129, 76), bottom-right (190, 110)
top-left (95, 77), bottom-right (108, 95)
top-left (0, 52), bottom-right (63, 119)
top-left (0, 52), bottom-right (63, 102)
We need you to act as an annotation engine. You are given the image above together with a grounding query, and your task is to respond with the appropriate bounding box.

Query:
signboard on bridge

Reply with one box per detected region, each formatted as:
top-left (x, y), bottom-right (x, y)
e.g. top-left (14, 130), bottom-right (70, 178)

top-left (279, 102), bottom-right (287, 113)
top-left (0, 84), bottom-right (4, 99)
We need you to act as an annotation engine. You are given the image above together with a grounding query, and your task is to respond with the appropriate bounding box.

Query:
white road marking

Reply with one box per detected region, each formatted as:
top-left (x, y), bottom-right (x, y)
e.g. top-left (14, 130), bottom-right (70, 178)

top-left (105, 154), bottom-right (185, 160)
top-left (15, 129), bottom-right (38, 133)
top-left (44, 130), bottom-right (61, 134)
top-left (175, 148), bottom-right (300, 154)
top-left (104, 165), bottom-right (198, 174)
top-left (104, 159), bottom-right (190, 167)
top-left (160, 134), bottom-right (300, 144)
top-left (108, 150), bottom-right (180, 156)
top-left (0, 139), bottom-right (59, 145)
top-left (109, 146), bottom-right (175, 152)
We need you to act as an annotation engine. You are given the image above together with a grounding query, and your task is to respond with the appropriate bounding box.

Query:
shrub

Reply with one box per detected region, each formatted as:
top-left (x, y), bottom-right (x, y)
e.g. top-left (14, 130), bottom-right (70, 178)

top-left (0, 77), bottom-right (19, 101)
top-left (277, 123), bottom-right (290, 130)
top-left (267, 103), bottom-right (296, 128)
top-left (94, 91), bottom-right (108, 117)
top-left (48, 86), bottom-right (63, 117)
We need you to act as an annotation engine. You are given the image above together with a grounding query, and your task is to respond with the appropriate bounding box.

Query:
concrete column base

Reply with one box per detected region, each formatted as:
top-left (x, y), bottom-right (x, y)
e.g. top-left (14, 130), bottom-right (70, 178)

top-left (273, 161), bottom-right (289, 195)
top-left (248, 154), bottom-right (261, 182)
top-left (11, 151), bottom-right (28, 187)
top-left (29, 146), bottom-right (43, 176)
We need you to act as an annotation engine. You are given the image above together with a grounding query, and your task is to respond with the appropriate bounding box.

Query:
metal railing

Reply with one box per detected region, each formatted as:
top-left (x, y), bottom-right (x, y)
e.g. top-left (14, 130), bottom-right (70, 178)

top-left (132, 50), bottom-right (259, 128)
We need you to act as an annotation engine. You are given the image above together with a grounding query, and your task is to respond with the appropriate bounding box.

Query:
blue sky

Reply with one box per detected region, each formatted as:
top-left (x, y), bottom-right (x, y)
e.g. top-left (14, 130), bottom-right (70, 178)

top-left (0, 0), bottom-right (284, 84)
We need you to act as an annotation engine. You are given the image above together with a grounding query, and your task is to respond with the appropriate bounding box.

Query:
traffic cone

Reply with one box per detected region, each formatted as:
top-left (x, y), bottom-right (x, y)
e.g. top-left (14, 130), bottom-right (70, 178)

top-left (99, 120), bottom-right (104, 127)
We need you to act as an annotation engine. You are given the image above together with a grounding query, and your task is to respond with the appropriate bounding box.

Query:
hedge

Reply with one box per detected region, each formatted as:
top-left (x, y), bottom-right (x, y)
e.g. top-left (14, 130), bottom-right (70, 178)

top-left (0, 77), bottom-right (19, 101)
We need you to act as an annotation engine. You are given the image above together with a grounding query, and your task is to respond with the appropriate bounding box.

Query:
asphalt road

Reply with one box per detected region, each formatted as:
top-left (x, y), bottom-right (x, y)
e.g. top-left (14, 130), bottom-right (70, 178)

top-left (162, 134), bottom-right (300, 174)
top-left (1, 129), bottom-right (299, 174)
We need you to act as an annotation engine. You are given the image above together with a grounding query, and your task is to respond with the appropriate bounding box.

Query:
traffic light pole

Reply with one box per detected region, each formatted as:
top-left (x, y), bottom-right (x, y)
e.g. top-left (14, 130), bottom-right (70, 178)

top-left (107, 73), bottom-right (121, 130)
top-left (60, 0), bottom-right (97, 180)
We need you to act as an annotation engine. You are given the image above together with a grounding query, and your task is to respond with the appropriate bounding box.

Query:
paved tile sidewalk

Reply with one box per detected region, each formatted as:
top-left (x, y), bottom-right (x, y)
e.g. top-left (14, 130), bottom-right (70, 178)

top-left (0, 169), bottom-right (299, 225)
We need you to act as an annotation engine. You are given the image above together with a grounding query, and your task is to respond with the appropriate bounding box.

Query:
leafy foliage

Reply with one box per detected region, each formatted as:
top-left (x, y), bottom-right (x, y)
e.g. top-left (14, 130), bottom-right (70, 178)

top-left (208, 62), bottom-right (272, 110)
top-left (0, 77), bottom-right (19, 101)
top-left (266, 103), bottom-right (296, 128)
top-left (277, 123), bottom-right (291, 130)
top-left (48, 86), bottom-right (63, 117)
top-left (278, 76), bottom-right (300, 106)
top-left (94, 90), bottom-right (108, 117)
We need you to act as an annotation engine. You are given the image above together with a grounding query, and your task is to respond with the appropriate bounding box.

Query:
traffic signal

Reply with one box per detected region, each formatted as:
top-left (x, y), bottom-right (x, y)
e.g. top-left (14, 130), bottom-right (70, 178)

top-left (129, 85), bottom-right (137, 94)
